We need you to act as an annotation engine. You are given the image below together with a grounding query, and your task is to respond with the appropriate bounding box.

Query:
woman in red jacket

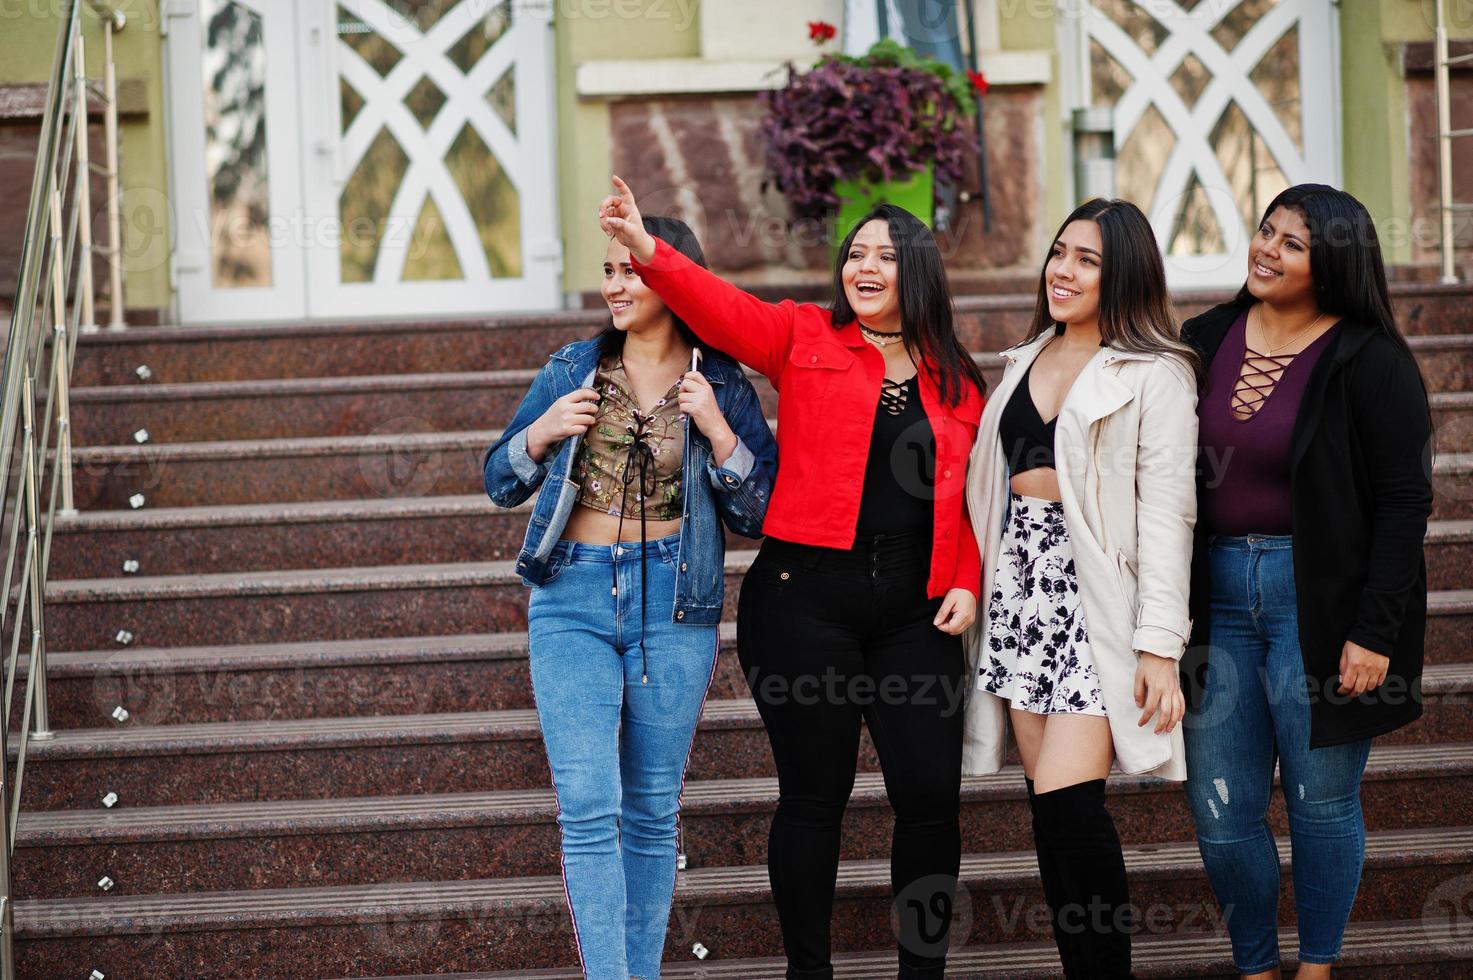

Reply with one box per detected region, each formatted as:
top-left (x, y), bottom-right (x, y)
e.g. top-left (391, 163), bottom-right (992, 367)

top-left (601, 176), bottom-right (986, 980)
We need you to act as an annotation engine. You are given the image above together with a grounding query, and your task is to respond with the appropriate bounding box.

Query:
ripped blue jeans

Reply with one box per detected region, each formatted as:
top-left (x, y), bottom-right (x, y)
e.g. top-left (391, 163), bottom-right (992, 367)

top-left (1183, 535), bottom-right (1372, 973)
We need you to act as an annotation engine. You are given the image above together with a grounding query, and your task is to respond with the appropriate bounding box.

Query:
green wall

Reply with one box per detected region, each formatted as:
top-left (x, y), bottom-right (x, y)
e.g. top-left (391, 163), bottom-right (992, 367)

top-left (554, 0), bottom-right (702, 296)
top-left (1338, 0), bottom-right (1473, 266)
top-left (0, 0), bottom-right (171, 313)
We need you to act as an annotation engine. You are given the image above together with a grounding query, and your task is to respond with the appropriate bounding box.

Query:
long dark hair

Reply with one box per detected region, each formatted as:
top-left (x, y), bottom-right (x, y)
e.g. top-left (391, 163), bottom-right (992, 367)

top-left (1022, 198), bottom-right (1199, 374)
top-left (829, 204), bottom-right (987, 405)
top-left (1233, 184), bottom-right (1415, 363)
top-left (597, 215), bottom-right (732, 365)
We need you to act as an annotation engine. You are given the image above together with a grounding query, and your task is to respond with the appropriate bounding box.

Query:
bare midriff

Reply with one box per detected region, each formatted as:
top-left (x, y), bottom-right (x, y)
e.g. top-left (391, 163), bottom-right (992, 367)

top-left (1009, 467), bottom-right (1063, 502)
top-left (560, 505), bottom-right (683, 545)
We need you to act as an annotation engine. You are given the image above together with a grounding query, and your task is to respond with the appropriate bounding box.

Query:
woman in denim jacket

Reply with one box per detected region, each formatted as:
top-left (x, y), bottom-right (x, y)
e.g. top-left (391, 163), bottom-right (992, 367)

top-left (482, 216), bottom-right (776, 980)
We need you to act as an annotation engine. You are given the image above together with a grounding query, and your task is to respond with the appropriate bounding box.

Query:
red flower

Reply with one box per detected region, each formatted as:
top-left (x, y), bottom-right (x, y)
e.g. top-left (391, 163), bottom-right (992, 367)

top-left (808, 20), bottom-right (837, 44)
top-left (967, 69), bottom-right (990, 97)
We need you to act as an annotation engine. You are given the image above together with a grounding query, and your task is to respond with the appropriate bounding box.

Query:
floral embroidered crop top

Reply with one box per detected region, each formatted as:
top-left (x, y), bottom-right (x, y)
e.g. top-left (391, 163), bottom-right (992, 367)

top-left (572, 354), bottom-right (685, 520)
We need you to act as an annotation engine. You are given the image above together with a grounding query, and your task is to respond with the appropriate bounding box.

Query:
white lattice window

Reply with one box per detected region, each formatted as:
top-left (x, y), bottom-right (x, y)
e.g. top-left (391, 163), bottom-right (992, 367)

top-left (1066, 0), bottom-right (1340, 288)
top-left (304, 0), bottom-right (560, 316)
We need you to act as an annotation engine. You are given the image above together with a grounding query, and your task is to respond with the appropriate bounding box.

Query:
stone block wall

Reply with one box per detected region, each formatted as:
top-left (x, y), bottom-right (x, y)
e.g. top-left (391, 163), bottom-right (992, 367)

top-left (604, 83), bottom-right (1046, 291)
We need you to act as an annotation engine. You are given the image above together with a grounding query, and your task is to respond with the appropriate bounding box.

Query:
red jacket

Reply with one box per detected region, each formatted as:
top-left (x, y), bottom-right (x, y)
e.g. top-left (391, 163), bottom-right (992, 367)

top-left (633, 238), bottom-right (984, 598)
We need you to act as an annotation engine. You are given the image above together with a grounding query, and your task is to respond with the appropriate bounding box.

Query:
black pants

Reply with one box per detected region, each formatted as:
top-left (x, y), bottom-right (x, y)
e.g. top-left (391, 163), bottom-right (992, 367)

top-left (738, 531), bottom-right (965, 980)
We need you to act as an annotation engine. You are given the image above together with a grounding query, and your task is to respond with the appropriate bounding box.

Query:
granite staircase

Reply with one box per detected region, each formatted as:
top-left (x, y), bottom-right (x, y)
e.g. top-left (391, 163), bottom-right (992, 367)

top-left (11, 284), bottom-right (1473, 977)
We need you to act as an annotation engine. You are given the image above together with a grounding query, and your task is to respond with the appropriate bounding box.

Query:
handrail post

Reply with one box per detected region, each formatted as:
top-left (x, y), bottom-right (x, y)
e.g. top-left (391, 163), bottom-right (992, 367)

top-left (1436, 0), bottom-right (1458, 284)
top-left (47, 188), bottom-right (76, 517)
top-left (73, 34), bottom-right (96, 334)
top-left (100, 9), bottom-right (125, 329)
top-left (0, 835), bottom-right (14, 979)
top-left (54, 314), bottom-right (76, 519)
top-left (21, 371), bottom-right (51, 743)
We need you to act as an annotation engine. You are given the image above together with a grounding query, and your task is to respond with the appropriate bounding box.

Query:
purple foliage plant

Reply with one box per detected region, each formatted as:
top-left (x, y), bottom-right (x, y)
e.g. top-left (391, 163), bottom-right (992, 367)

top-left (757, 38), bottom-right (977, 222)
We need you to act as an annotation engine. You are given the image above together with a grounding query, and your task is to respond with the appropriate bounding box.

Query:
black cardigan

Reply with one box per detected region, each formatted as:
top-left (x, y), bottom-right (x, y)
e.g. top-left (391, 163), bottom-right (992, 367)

top-left (1181, 300), bottom-right (1433, 747)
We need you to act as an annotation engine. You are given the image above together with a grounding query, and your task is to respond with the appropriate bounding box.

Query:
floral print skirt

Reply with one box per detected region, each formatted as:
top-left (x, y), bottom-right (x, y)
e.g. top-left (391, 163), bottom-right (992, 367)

top-left (978, 493), bottom-right (1106, 716)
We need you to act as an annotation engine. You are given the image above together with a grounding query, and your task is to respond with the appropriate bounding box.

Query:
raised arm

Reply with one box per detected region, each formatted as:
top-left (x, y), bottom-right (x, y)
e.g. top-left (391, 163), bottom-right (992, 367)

top-left (599, 175), bottom-right (798, 382)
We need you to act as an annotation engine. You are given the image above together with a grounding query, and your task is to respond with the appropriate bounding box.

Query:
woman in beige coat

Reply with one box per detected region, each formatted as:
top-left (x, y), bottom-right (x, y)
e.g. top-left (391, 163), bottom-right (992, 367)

top-left (961, 199), bottom-right (1199, 978)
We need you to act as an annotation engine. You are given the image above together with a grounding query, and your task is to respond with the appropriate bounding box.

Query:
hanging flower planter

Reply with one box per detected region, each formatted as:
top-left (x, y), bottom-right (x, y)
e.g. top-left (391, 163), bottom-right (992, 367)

top-left (833, 163), bottom-right (935, 239)
top-left (758, 32), bottom-right (980, 246)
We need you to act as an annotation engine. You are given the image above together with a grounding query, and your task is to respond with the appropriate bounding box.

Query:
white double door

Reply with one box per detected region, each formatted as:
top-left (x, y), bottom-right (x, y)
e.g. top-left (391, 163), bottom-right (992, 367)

top-left (166, 0), bottom-right (560, 323)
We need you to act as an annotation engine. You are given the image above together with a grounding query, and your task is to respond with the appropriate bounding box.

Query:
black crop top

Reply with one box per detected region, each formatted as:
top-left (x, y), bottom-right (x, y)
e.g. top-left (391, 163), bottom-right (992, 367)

top-left (854, 375), bottom-right (935, 536)
top-left (999, 361), bottom-right (1057, 475)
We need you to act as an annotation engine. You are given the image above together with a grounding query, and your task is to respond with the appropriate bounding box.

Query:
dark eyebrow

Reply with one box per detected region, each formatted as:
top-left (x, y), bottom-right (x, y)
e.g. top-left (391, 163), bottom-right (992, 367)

top-left (1054, 241), bottom-right (1101, 257)
top-left (1262, 219), bottom-right (1304, 245)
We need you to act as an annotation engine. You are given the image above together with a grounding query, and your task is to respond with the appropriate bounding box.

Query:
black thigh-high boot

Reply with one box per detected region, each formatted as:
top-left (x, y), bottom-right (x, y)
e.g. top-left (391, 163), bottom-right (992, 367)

top-left (1032, 779), bottom-right (1133, 979)
top-left (1027, 777), bottom-right (1083, 972)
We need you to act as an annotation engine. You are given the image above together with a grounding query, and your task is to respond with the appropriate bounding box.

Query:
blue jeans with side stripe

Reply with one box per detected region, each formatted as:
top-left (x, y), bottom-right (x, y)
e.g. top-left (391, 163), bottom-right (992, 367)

top-left (1183, 535), bottom-right (1372, 973)
top-left (526, 532), bottom-right (719, 980)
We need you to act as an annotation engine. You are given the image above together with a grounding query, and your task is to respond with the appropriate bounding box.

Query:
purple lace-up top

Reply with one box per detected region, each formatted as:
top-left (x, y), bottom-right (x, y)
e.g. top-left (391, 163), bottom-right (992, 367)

top-left (1198, 308), bottom-right (1339, 536)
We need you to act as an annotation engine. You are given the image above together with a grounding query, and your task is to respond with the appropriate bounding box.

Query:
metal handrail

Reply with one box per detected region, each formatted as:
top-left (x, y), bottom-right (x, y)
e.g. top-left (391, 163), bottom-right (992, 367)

top-left (1435, 0), bottom-right (1468, 283)
top-left (0, 0), bottom-right (126, 973)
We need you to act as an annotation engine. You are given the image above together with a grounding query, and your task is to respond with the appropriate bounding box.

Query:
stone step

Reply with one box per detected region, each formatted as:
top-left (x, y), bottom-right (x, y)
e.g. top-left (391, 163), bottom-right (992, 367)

top-left (48, 477), bottom-right (1473, 583)
top-left (14, 827), bottom-right (1473, 975)
top-left (69, 370), bottom-right (536, 445)
top-left (46, 494), bottom-right (753, 578)
top-left (29, 578), bottom-right (1473, 728)
top-left (19, 658), bottom-right (1473, 810)
top-left (381, 918), bottom-right (1473, 979)
top-left (58, 432), bottom-right (1473, 522)
top-left (1436, 392), bottom-right (1473, 452)
top-left (16, 741), bottom-right (1471, 900)
top-left (1410, 334), bottom-right (1473, 393)
top-left (68, 430), bottom-right (494, 510)
top-left (1426, 519), bottom-right (1473, 591)
top-left (10, 700), bottom-right (801, 809)
top-left (35, 540), bottom-right (1473, 659)
top-left (1435, 453), bottom-right (1473, 520)
top-left (43, 559), bottom-right (537, 651)
top-left (32, 626), bottom-right (747, 728)
top-left (66, 284), bottom-right (1473, 387)
top-left (40, 556), bottom-right (751, 651)
top-left (66, 362), bottom-right (1473, 452)
top-left (70, 313), bottom-right (607, 387)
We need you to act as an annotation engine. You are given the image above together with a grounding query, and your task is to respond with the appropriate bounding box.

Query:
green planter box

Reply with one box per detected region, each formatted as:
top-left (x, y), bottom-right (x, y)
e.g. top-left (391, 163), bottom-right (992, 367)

top-left (832, 164), bottom-right (935, 250)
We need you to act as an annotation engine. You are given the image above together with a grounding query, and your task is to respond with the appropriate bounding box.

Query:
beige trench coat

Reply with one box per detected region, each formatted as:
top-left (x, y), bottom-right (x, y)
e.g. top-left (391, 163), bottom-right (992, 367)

top-left (961, 331), bottom-right (1199, 781)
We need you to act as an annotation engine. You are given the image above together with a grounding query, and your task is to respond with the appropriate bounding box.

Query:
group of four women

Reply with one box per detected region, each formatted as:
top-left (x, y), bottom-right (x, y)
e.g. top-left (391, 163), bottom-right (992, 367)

top-left (482, 176), bottom-right (1433, 980)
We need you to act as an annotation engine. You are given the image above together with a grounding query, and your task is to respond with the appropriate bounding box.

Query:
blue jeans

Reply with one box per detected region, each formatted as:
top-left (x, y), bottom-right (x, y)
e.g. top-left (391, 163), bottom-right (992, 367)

top-left (527, 532), bottom-right (719, 980)
top-left (1183, 535), bottom-right (1372, 973)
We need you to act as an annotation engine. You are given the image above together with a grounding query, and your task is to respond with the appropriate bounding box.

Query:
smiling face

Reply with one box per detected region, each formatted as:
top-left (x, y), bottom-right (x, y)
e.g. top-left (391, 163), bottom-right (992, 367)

top-left (602, 238), bottom-right (670, 333)
top-left (841, 219), bottom-right (902, 329)
top-left (1246, 206), bottom-right (1315, 306)
top-left (1044, 220), bottom-right (1103, 326)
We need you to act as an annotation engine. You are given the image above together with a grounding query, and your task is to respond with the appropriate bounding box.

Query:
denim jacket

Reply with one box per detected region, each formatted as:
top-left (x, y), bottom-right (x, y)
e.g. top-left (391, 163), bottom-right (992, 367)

top-left (482, 339), bottom-right (777, 626)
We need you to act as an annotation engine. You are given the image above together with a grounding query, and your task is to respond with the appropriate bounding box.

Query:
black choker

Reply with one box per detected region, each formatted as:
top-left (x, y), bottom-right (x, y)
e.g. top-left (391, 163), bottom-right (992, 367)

top-left (860, 323), bottom-right (903, 343)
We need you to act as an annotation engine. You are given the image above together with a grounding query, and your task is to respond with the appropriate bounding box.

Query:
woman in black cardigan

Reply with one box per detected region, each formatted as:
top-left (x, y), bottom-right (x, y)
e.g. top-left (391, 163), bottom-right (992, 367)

top-left (1179, 184), bottom-right (1432, 980)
